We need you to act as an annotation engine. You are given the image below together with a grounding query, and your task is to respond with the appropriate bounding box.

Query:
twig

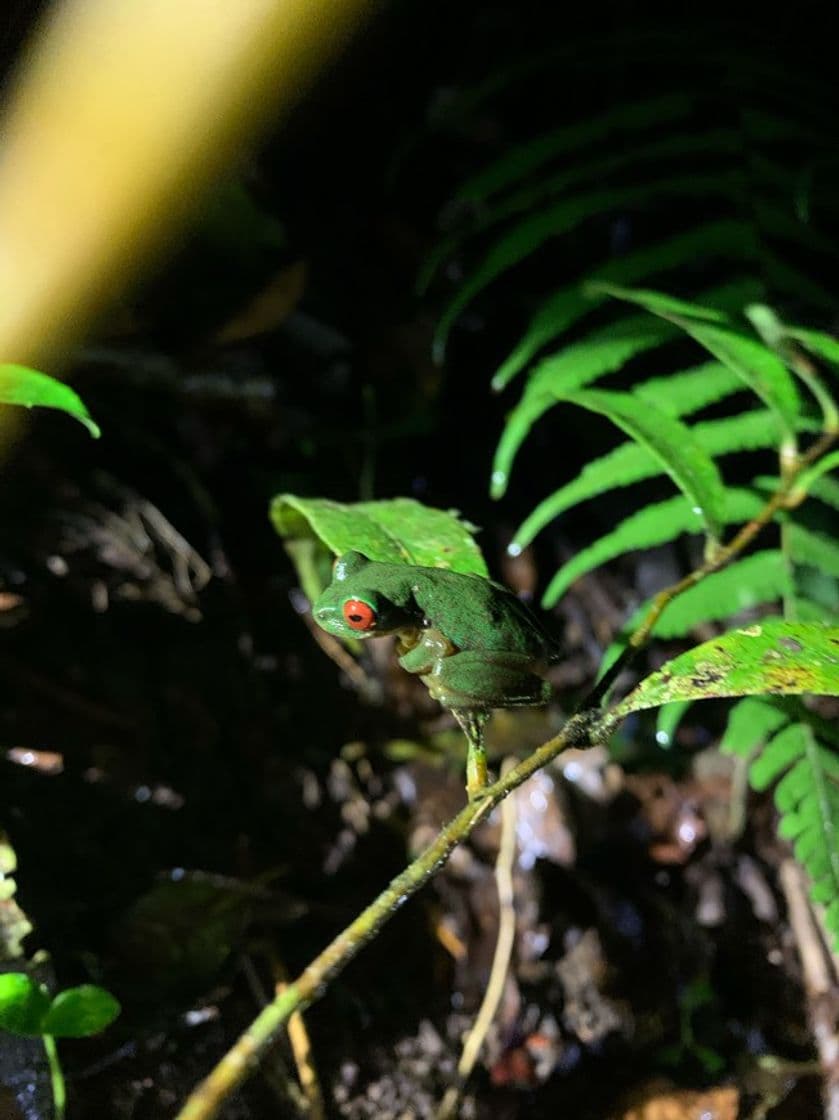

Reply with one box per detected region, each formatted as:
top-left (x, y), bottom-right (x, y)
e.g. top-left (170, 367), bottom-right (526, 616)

top-left (436, 757), bottom-right (519, 1120)
top-left (272, 958), bottom-right (326, 1120)
top-left (176, 430), bottom-right (837, 1120)
top-left (778, 859), bottom-right (839, 1120)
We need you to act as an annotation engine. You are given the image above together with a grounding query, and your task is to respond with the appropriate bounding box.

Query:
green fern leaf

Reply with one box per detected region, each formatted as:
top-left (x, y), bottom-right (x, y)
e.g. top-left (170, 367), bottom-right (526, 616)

top-left (588, 282), bottom-right (734, 323)
top-left (452, 93), bottom-right (695, 206)
top-left (485, 130), bottom-right (742, 234)
top-left (492, 221), bottom-right (757, 390)
top-left (594, 284), bottom-right (801, 437)
top-left (811, 476), bottom-right (839, 511)
top-left (788, 524), bottom-right (839, 580)
top-left (784, 325), bottom-right (839, 369)
top-left (645, 551), bottom-right (792, 635)
top-left (719, 697), bottom-right (789, 758)
top-left (540, 488), bottom-right (763, 604)
top-left (749, 722), bottom-right (809, 790)
top-left (493, 282), bottom-right (767, 497)
top-left (557, 388), bottom-right (727, 540)
top-left (769, 724), bottom-right (839, 943)
top-left (433, 173), bottom-right (744, 359)
top-left (598, 550), bottom-right (791, 635)
top-left (634, 362), bottom-right (745, 415)
top-left (796, 453), bottom-right (839, 504)
top-left (510, 409), bottom-right (795, 540)
top-left (795, 597), bottom-right (839, 622)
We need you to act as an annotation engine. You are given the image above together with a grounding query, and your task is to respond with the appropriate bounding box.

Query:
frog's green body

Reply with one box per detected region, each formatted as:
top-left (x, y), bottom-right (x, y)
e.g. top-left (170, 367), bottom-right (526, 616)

top-left (313, 551), bottom-right (559, 795)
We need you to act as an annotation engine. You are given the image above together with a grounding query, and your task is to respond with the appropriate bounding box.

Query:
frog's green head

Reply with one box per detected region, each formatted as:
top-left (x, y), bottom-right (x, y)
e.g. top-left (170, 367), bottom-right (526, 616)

top-left (312, 550), bottom-right (416, 639)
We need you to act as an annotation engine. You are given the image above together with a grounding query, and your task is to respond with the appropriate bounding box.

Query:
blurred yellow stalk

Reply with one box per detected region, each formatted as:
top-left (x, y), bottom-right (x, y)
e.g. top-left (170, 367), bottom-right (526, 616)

top-left (0, 0), bottom-right (372, 446)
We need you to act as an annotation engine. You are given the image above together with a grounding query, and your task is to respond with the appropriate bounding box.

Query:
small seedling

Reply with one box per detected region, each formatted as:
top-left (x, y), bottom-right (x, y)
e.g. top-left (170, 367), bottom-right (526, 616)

top-left (0, 972), bottom-right (120, 1119)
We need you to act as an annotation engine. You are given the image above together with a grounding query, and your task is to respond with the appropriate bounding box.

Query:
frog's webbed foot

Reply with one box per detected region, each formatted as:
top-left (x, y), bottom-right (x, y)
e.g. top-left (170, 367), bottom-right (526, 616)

top-left (452, 708), bottom-right (491, 801)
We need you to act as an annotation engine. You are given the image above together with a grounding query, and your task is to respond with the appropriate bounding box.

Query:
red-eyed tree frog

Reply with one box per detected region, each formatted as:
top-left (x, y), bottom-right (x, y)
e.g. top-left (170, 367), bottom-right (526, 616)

top-left (313, 550), bottom-right (560, 799)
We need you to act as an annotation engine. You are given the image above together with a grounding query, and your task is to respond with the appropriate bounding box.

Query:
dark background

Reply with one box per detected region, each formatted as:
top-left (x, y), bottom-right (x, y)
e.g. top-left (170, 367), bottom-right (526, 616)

top-left (1, 3), bottom-right (838, 1117)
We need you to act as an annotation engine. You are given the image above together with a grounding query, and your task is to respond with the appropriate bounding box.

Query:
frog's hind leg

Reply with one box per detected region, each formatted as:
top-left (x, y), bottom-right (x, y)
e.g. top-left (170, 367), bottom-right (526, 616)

top-left (451, 708), bottom-right (491, 801)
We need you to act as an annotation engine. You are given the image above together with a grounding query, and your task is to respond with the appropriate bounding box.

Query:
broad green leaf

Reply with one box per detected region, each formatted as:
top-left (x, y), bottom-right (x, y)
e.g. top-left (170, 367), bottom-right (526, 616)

top-left (542, 488), bottom-right (763, 605)
top-left (452, 93), bottom-right (694, 205)
top-left (719, 697), bottom-right (789, 757)
top-left (433, 174), bottom-right (743, 359)
top-left (594, 286), bottom-right (801, 436)
top-left (270, 496), bottom-right (488, 578)
top-left (788, 524), bottom-right (839, 580)
top-left (492, 221), bottom-right (755, 389)
top-left (612, 621), bottom-right (839, 716)
top-left (0, 973), bottom-right (50, 1036)
top-left (0, 364), bottom-right (100, 437)
top-left (512, 410), bottom-right (791, 544)
top-left (42, 985), bottom-right (121, 1038)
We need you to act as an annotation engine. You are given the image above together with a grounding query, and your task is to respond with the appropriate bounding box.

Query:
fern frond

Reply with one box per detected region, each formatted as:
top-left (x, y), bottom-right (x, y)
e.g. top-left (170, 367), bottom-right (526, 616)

top-left (768, 724), bottom-right (839, 937)
top-left (634, 362), bottom-right (744, 415)
top-left (553, 387), bottom-right (727, 537)
top-left (510, 409), bottom-right (802, 540)
top-left (810, 476), bottom-right (839, 511)
top-left (785, 325), bottom-right (839, 369)
top-left (492, 222), bottom-right (758, 390)
top-left (596, 550), bottom-right (791, 630)
top-left (433, 173), bottom-right (745, 359)
top-left (788, 524), bottom-right (839, 580)
top-left (719, 696), bottom-right (789, 757)
top-left (594, 284), bottom-right (802, 436)
top-left (452, 93), bottom-right (695, 206)
top-left (541, 488), bottom-right (764, 605)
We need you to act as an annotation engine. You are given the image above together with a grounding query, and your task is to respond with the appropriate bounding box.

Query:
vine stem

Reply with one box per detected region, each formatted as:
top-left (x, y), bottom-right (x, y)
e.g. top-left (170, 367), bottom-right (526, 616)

top-left (176, 428), bottom-right (837, 1120)
top-left (42, 1034), bottom-right (65, 1120)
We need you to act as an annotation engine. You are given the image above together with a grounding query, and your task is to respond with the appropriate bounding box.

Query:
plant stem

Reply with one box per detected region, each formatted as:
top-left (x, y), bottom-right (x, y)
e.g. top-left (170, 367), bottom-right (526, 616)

top-left (437, 756), bottom-right (519, 1120)
top-left (42, 1034), bottom-right (65, 1120)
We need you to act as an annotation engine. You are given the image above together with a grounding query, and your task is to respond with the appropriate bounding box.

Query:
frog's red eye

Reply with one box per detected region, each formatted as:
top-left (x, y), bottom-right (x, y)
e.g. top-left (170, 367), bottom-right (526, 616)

top-left (343, 599), bottom-right (377, 630)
